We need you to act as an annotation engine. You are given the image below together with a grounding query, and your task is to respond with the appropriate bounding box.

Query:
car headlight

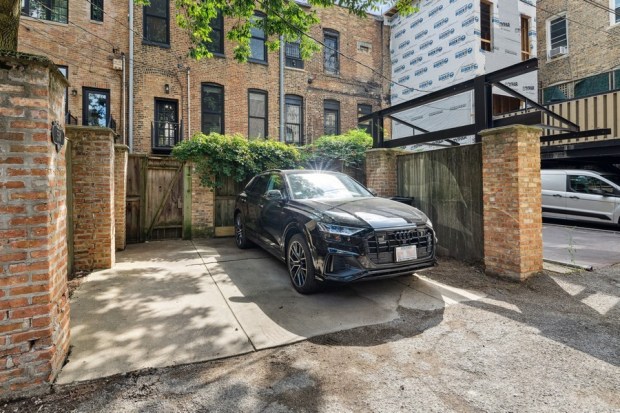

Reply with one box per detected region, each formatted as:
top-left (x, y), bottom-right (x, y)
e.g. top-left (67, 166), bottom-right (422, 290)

top-left (317, 223), bottom-right (365, 242)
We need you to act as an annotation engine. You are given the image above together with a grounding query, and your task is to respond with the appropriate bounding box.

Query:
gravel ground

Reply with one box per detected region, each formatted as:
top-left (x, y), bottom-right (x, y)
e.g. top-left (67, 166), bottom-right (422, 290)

top-left (4, 260), bottom-right (619, 413)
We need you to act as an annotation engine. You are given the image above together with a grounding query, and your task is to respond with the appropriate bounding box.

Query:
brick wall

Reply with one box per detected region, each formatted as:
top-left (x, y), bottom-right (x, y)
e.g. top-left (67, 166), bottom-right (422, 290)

top-left (189, 163), bottom-right (215, 238)
top-left (17, 0), bottom-right (129, 140)
top-left (114, 145), bottom-right (128, 250)
top-left (537, 0), bottom-right (620, 90)
top-left (132, 5), bottom-right (388, 154)
top-left (365, 148), bottom-right (407, 197)
top-left (0, 52), bottom-right (70, 399)
top-left (66, 126), bottom-right (115, 271)
top-left (480, 125), bottom-right (543, 281)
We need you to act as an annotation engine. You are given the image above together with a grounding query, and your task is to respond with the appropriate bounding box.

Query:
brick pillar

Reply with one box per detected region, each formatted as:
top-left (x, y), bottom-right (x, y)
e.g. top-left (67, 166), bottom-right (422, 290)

top-left (66, 126), bottom-right (115, 271)
top-left (480, 125), bottom-right (543, 281)
top-left (189, 162), bottom-right (215, 238)
top-left (365, 148), bottom-right (407, 197)
top-left (114, 144), bottom-right (128, 251)
top-left (0, 52), bottom-right (70, 398)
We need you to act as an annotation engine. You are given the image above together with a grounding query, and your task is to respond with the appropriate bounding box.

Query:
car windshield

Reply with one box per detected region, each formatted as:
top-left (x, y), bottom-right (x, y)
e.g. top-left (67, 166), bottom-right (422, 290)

top-left (601, 174), bottom-right (620, 186)
top-left (286, 172), bottom-right (372, 200)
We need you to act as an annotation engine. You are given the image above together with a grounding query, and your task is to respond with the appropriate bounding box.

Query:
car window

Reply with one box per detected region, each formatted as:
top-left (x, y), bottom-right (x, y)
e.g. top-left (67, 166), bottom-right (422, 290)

top-left (286, 172), bottom-right (372, 200)
top-left (569, 175), bottom-right (614, 195)
top-left (601, 174), bottom-right (620, 186)
top-left (267, 174), bottom-right (286, 195)
top-left (247, 174), bottom-right (270, 195)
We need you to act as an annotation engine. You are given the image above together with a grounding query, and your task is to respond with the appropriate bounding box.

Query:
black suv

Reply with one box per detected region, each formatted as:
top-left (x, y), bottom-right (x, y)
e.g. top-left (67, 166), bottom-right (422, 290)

top-left (234, 170), bottom-right (437, 293)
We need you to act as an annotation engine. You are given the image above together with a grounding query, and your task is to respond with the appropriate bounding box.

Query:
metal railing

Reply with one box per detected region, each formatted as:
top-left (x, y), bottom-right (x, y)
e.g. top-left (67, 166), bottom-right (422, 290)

top-left (151, 120), bottom-right (182, 154)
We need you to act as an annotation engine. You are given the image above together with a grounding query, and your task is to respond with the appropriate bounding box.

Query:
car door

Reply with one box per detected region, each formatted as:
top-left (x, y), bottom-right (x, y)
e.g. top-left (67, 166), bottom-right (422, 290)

top-left (541, 171), bottom-right (567, 219)
top-left (260, 173), bottom-right (288, 250)
top-left (245, 174), bottom-right (270, 237)
top-left (565, 174), bottom-right (616, 223)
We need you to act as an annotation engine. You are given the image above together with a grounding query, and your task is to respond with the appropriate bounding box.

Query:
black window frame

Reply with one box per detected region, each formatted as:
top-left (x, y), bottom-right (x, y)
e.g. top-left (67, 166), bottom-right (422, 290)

top-left (206, 11), bottom-right (224, 55)
top-left (480, 0), bottom-right (492, 52)
top-left (82, 87), bottom-right (110, 128)
top-left (143, 0), bottom-right (170, 47)
top-left (285, 95), bottom-right (303, 145)
top-left (249, 11), bottom-right (267, 64)
top-left (357, 104), bottom-right (372, 134)
top-left (90, 0), bottom-right (103, 22)
top-left (285, 40), bottom-right (304, 69)
top-left (323, 99), bottom-right (340, 136)
top-left (201, 82), bottom-right (224, 135)
top-left (21, 0), bottom-right (68, 24)
top-left (323, 29), bottom-right (340, 75)
top-left (152, 98), bottom-right (180, 154)
top-left (248, 89), bottom-right (268, 139)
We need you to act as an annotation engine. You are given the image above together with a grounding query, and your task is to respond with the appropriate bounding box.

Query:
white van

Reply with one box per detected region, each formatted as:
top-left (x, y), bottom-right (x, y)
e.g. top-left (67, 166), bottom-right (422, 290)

top-left (541, 169), bottom-right (620, 226)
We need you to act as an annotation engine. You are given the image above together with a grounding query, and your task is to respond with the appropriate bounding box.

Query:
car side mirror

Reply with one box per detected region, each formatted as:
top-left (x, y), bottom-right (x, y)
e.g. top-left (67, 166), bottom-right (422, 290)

top-left (367, 188), bottom-right (378, 197)
top-left (266, 189), bottom-right (284, 200)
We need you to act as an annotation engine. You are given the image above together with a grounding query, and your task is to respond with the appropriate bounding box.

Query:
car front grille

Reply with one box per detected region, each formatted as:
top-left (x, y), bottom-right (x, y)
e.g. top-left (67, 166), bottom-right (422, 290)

top-left (366, 226), bottom-right (433, 265)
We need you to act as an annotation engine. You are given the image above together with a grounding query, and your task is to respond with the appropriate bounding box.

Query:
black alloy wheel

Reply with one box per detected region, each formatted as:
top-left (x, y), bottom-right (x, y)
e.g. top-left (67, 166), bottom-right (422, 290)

top-left (287, 234), bottom-right (318, 294)
top-left (234, 213), bottom-right (250, 249)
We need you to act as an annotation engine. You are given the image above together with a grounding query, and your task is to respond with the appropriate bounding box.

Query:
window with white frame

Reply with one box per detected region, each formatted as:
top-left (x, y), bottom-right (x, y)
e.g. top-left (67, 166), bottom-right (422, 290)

top-left (548, 15), bottom-right (568, 57)
top-left (612, 0), bottom-right (620, 24)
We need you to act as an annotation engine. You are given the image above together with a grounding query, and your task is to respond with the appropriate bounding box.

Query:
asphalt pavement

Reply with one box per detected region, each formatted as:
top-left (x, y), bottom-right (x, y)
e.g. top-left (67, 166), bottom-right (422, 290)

top-left (543, 220), bottom-right (620, 269)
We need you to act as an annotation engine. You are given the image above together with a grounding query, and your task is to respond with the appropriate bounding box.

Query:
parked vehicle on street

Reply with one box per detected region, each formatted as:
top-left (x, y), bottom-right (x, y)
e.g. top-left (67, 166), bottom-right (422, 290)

top-left (541, 169), bottom-right (620, 226)
top-left (234, 170), bottom-right (437, 293)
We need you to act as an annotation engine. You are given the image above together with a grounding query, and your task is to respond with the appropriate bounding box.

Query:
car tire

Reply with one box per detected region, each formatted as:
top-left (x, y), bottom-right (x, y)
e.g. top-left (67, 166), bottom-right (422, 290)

top-left (287, 234), bottom-right (319, 294)
top-left (234, 212), bottom-right (251, 249)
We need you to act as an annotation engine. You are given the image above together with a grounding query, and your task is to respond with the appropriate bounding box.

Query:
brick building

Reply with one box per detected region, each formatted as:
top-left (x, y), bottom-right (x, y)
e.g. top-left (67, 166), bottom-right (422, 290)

top-left (536, 0), bottom-right (620, 165)
top-left (17, 0), bottom-right (129, 136)
top-left (132, 3), bottom-right (389, 154)
top-left (16, 1), bottom-right (389, 154)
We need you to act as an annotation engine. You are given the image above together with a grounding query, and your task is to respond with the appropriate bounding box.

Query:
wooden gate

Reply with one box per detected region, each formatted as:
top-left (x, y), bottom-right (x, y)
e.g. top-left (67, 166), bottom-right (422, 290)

top-left (214, 176), bottom-right (246, 237)
top-left (126, 155), bottom-right (184, 243)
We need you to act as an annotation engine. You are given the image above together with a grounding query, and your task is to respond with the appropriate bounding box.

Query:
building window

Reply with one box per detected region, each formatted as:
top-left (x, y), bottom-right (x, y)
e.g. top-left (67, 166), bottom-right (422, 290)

top-left (285, 95), bottom-right (303, 144)
top-left (324, 100), bottom-right (340, 136)
top-left (248, 90), bottom-right (267, 139)
top-left (201, 83), bottom-right (224, 134)
top-left (206, 11), bottom-right (223, 54)
top-left (357, 104), bottom-right (372, 134)
top-left (324, 30), bottom-right (339, 74)
top-left (57, 65), bottom-right (71, 123)
top-left (82, 87), bottom-right (110, 127)
top-left (152, 99), bottom-right (179, 153)
top-left (548, 16), bottom-right (567, 53)
top-left (249, 12), bottom-right (267, 63)
top-left (520, 15), bottom-right (530, 60)
top-left (285, 41), bottom-right (303, 69)
top-left (612, 0), bottom-right (620, 24)
top-left (91, 0), bottom-right (103, 21)
top-left (143, 0), bottom-right (169, 46)
top-left (21, 0), bottom-right (68, 23)
top-left (480, 1), bottom-right (492, 52)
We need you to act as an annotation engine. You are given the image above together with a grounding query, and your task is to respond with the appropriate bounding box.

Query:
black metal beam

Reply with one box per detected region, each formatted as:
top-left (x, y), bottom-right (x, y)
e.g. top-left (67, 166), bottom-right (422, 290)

top-left (388, 115), bottom-right (430, 133)
top-left (383, 124), bottom-right (477, 148)
top-left (492, 82), bottom-right (579, 131)
top-left (493, 111), bottom-right (541, 128)
top-left (358, 79), bottom-right (476, 122)
top-left (540, 129), bottom-right (611, 143)
top-left (484, 58), bottom-right (538, 83)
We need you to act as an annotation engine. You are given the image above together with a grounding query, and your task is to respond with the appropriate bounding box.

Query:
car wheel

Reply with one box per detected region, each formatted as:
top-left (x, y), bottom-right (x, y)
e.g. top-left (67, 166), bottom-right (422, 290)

top-left (287, 234), bottom-right (318, 294)
top-left (234, 213), bottom-right (251, 249)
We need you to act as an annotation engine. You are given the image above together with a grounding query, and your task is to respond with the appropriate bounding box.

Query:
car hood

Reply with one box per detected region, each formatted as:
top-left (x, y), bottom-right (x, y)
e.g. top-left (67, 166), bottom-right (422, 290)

top-left (293, 197), bottom-right (428, 229)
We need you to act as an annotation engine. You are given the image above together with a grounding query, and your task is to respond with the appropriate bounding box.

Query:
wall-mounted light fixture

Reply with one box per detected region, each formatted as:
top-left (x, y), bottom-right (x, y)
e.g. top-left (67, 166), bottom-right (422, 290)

top-left (71, 89), bottom-right (78, 96)
top-left (164, 84), bottom-right (170, 94)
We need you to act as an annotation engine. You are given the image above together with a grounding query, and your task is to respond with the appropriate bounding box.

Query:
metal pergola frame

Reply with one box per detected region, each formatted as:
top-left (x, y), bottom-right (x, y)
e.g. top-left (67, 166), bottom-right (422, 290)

top-left (359, 59), bottom-right (611, 148)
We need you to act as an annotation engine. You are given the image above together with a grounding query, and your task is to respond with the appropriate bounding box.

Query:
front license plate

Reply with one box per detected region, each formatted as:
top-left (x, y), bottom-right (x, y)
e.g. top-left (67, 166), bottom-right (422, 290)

top-left (395, 245), bottom-right (417, 262)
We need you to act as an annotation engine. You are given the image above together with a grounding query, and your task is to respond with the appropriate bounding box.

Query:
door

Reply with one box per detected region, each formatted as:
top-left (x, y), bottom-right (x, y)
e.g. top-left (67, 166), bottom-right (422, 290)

top-left (541, 171), bottom-right (567, 219)
top-left (566, 174), bottom-right (616, 223)
top-left (243, 174), bottom-right (269, 238)
top-left (83, 87), bottom-right (110, 127)
top-left (260, 173), bottom-right (288, 249)
top-left (153, 99), bottom-right (179, 153)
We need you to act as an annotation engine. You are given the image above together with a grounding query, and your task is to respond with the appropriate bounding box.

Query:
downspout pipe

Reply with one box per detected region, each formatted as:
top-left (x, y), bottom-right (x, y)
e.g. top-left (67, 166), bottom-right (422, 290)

top-left (128, 0), bottom-right (134, 152)
top-left (121, 53), bottom-right (126, 145)
top-left (279, 35), bottom-right (285, 141)
top-left (187, 67), bottom-right (190, 139)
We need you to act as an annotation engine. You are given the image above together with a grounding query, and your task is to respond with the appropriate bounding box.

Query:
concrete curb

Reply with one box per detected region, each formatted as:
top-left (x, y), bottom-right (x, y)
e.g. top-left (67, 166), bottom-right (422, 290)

top-left (543, 259), bottom-right (593, 272)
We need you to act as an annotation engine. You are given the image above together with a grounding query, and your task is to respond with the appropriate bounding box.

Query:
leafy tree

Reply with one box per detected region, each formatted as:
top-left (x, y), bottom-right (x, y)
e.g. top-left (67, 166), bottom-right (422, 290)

top-left (0, 0), bottom-right (20, 51)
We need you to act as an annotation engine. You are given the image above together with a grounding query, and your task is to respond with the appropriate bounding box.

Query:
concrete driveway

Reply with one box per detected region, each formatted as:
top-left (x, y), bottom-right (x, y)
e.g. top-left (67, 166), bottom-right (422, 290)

top-left (58, 239), bottom-right (484, 384)
top-left (543, 223), bottom-right (620, 269)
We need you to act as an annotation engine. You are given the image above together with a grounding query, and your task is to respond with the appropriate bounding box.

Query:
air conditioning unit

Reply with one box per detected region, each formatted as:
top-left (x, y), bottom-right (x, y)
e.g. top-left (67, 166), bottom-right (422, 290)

top-left (549, 46), bottom-right (568, 58)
